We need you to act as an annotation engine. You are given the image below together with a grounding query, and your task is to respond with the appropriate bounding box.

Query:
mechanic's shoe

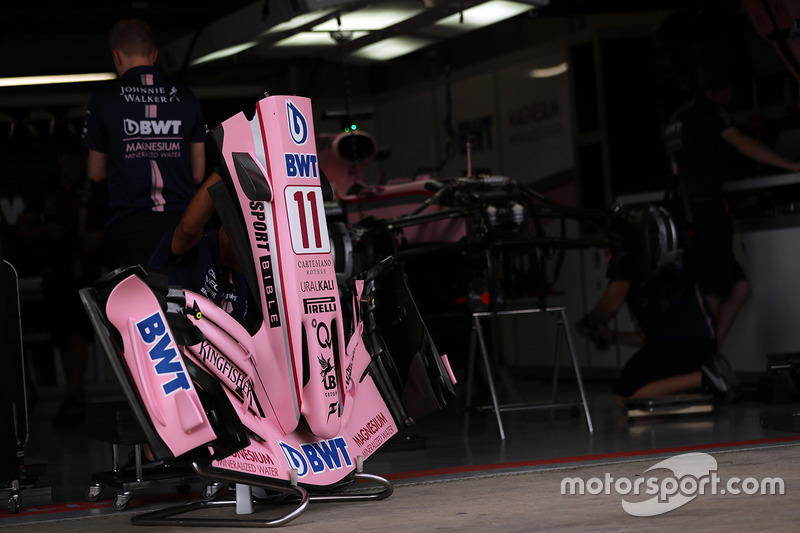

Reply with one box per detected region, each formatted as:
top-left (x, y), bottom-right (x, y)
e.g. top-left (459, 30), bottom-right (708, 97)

top-left (701, 353), bottom-right (741, 404)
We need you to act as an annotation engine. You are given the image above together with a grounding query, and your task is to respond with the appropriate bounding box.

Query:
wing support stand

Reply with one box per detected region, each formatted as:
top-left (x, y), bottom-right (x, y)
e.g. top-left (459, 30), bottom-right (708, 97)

top-left (130, 458), bottom-right (393, 528)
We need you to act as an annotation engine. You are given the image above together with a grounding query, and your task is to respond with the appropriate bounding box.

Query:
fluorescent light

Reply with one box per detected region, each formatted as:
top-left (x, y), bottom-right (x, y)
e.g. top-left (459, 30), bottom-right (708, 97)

top-left (350, 36), bottom-right (433, 61)
top-left (274, 31), bottom-right (369, 47)
top-left (190, 41), bottom-right (259, 66)
top-left (313, 2), bottom-right (425, 31)
top-left (434, 0), bottom-right (533, 30)
top-left (529, 62), bottom-right (568, 78)
top-left (0, 72), bottom-right (117, 88)
top-left (262, 9), bottom-right (338, 34)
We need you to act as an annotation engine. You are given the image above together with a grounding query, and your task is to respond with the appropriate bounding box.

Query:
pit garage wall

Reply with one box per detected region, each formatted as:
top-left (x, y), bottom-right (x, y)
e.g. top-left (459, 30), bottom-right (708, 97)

top-left (353, 33), bottom-right (800, 376)
top-left (371, 47), bottom-right (573, 184)
top-left (724, 212), bottom-right (800, 374)
top-left (726, 227), bottom-right (794, 373)
top-left (361, 44), bottom-right (626, 375)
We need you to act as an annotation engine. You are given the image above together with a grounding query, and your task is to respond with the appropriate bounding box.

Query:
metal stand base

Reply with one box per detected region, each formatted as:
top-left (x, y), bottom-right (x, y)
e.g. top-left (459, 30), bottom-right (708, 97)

top-left (1, 481), bottom-right (21, 513)
top-left (465, 306), bottom-right (593, 439)
top-left (86, 442), bottom-right (201, 511)
top-left (625, 394), bottom-right (714, 419)
top-left (131, 460), bottom-right (393, 528)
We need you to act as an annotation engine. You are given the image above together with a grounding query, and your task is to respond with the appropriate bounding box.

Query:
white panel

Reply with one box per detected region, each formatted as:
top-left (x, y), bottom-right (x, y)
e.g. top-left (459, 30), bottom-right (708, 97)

top-left (373, 48), bottom-right (573, 182)
top-left (285, 186), bottom-right (331, 254)
top-left (724, 227), bottom-right (800, 372)
top-left (496, 51), bottom-right (573, 184)
top-left (434, 72), bottom-right (501, 178)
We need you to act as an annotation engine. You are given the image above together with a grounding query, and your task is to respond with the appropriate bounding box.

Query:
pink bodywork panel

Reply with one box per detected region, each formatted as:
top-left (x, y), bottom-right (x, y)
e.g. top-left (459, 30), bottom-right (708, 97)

top-left (204, 96), bottom-right (398, 486)
top-left (102, 95), bottom-right (408, 488)
top-left (105, 276), bottom-right (218, 457)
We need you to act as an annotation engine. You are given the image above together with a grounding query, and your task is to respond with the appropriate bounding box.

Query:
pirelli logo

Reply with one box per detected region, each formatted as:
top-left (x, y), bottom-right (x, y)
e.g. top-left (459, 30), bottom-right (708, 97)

top-left (303, 296), bottom-right (337, 314)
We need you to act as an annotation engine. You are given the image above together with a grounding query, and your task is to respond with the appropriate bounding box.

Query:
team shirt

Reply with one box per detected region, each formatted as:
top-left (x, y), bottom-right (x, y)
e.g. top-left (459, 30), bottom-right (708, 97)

top-left (663, 93), bottom-right (734, 198)
top-left (607, 252), bottom-right (717, 342)
top-left (81, 65), bottom-right (205, 226)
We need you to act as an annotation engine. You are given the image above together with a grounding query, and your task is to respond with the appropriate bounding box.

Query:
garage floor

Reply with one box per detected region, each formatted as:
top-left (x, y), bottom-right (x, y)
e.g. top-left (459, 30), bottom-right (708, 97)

top-left (3, 375), bottom-right (800, 531)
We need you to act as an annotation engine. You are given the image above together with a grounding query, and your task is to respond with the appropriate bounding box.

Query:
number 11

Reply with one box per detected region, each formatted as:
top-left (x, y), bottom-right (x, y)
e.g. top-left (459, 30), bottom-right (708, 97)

top-left (292, 189), bottom-right (322, 250)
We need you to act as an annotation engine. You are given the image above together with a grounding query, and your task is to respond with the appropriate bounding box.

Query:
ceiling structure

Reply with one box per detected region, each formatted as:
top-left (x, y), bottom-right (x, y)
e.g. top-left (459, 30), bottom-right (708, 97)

top-left (1, 0), bottom-right (717, 108)
top-left (157, 0), bottom-right (550, 69)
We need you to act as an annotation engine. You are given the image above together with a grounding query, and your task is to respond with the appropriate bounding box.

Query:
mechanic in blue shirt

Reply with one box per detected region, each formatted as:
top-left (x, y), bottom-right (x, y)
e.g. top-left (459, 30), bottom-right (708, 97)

top-left (81, 18), bottom-right (206, 269)
top-left (148, 172), bottom-right (248, 326)
top-left (663, 72), bottom-right (800, 349)
top-left (575, 206), bottom-right (739, 405)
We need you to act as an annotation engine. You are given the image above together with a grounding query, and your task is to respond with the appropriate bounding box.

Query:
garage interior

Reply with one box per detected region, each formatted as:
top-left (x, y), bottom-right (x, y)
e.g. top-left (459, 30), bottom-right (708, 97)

top-left (3, 0), bottom-right (800, 530)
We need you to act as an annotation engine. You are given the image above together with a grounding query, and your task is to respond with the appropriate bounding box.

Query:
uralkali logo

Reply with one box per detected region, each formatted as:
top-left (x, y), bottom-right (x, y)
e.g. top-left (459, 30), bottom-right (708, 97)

top-left (561, 452), bottom-right (784, 517)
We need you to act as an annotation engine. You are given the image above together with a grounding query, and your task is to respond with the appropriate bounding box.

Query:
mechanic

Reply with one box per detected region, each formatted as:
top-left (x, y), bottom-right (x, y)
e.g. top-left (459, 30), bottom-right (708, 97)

top-left (147, 172), bottom-right (248, 325)
top-left (663, 71), bottom-right (800, 349)
top-left (575, 207), bottom-right (740, 406)
top-left (81, 18), bottom-right (206, 269)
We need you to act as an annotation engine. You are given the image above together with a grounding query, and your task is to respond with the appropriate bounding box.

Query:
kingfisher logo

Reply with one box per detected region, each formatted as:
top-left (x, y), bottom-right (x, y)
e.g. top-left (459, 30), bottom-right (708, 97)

top-left (135, 311), bottom-right (191, 395)
top-left (278, 437), bottom-right (352, 478)
top-left (286, 101), bottom-right (308, 145)
top-left (124, 118), bottom-right (182, 136)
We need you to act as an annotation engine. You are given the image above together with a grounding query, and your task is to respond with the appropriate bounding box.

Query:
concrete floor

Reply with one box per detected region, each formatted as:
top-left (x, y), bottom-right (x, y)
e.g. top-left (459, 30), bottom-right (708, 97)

top-left (4, 444), bottom-right (799, 532)
top-left (3, 373), bottom-right (800, 531)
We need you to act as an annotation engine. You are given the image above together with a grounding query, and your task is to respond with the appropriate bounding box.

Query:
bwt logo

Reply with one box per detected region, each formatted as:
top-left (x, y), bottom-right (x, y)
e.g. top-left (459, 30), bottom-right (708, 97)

top-left (278, 437), bottom-right (352, 478)
top-left (285, 153), bottom-right (318, 178)
top-left (135, 311), bottom-right (191, 395)
top-left (286, 101), bottom-right (308, 145)
top-left (124, 118), bottom-right (182, 136)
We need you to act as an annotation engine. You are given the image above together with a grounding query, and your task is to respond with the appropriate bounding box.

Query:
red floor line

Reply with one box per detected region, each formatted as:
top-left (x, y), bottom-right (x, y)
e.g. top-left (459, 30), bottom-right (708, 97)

top-left (383, 435), bottom-right (800, 481)
top-left (4, 435), bottom-right (800, 519)
top-left (0, 490), bottom-right (197, 518)
top-left (0, 500), bottom-right (111, 518)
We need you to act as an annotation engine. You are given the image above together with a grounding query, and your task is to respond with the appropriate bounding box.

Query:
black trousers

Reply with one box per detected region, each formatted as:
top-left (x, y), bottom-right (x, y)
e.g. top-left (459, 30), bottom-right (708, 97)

top-left (613, 339), bottom-right (717, 397)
